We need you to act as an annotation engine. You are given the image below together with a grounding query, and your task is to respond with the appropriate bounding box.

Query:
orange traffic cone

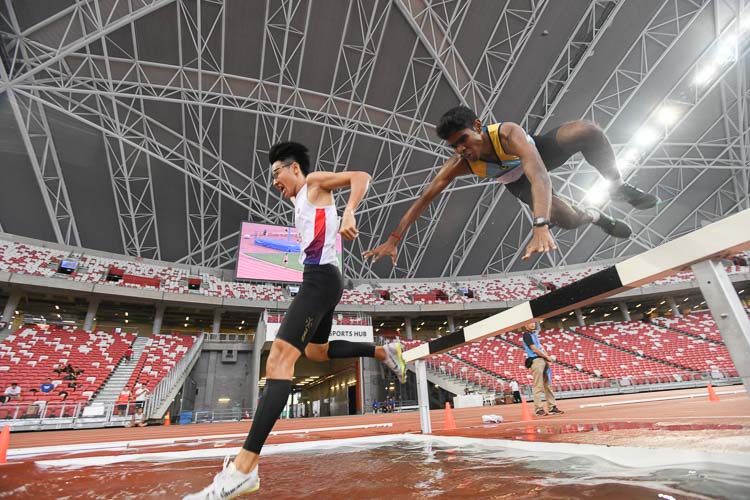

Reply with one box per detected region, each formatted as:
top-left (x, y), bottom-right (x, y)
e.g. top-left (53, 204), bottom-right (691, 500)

top-left (707, 383), bottom-right (720, 402)
top-left (163, 411), bottom-right (171, 426)
top-left (520, 396), bottom-right (534, 422)
top-left (0, 425), bottom-right (10, 464)
top-left (443, 402), bottom-right (456, 430)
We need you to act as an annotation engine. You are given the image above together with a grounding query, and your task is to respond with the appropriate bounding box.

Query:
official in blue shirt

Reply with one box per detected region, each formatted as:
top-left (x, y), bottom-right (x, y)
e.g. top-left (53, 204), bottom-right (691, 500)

top-left (522, 322), bottom-right (564, 417)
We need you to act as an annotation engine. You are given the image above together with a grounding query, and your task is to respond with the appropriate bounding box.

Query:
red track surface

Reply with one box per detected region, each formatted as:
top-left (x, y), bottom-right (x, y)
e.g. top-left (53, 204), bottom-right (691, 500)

top-left (9, 386), bottom-right (750, 454)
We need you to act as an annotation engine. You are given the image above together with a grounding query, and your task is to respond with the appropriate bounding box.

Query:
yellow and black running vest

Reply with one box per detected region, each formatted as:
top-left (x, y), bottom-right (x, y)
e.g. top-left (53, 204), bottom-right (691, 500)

top-left (465, 123), bottom-right (535, 184)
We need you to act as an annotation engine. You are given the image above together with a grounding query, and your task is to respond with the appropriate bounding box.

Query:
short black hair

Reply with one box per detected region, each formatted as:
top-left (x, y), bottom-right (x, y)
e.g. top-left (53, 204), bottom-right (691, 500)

top-left (436, 105), bottom-right (478, 140)
top-left (268, 141), bottom-right (310, 176)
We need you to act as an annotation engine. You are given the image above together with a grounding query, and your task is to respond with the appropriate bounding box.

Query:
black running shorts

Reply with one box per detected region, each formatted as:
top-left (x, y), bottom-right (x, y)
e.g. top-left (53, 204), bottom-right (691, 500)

top-left (275, 264), bottom-right (344, 353)
top-left (505, 125), bottom-right (570, 206)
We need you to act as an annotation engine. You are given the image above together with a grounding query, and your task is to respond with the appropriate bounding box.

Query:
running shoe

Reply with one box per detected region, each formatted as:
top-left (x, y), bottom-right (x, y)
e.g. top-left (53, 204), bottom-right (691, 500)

top-left (587, 208), bottom-right (632, 239)
top-left (183, 456), bottom-right (259, 500)
top-left (383, 342), bottom-right (407, 384)
top-left (547, 406), bottom-right (564, 415)
top-left (535, 409), bottom-right (548, 417)
top-left (610, 182), bottom-right (659, 210)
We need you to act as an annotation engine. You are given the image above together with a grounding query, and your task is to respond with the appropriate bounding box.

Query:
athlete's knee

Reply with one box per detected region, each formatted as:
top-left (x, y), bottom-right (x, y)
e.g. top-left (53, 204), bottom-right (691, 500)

top-left (561, 120), bottom-right (605, 149)
top-left (266, 340), bottom-right (301, 372)
top-left (304, 343), bottom-right (328, 361)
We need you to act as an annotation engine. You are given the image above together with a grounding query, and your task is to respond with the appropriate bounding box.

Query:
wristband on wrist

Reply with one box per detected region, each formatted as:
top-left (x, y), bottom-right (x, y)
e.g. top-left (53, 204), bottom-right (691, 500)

top-left (390, 232), bottom-right (402, 241)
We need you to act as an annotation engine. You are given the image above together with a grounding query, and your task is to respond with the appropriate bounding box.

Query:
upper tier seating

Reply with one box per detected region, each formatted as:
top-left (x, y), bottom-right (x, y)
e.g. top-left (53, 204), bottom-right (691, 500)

top-left (1, 239), bottom-right (748, 304)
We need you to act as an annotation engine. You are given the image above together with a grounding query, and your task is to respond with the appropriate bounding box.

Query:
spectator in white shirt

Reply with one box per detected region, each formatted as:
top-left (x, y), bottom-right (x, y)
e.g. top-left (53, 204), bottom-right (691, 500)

top-left (3, 382), bottom-right (21, 402)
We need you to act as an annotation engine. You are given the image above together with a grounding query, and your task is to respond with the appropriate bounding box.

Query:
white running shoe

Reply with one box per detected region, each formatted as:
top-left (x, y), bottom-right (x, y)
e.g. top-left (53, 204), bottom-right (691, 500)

top-left (183, 456), bottom-right (259, 500)
top-left (383, 342), bottom-right (407, 384)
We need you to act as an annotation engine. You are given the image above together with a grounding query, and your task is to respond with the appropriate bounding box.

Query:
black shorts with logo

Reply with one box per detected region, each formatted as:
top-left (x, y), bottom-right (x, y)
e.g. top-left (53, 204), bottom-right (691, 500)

top-left (505, 125), bottom-right (571, 206)
top-left (275, 264), bottom-right (344, 353)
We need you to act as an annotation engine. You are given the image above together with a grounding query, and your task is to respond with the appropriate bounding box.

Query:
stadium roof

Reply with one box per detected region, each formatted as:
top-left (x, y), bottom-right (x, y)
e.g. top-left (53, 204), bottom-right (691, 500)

top-left (0, 0), bottom-right (748, 280)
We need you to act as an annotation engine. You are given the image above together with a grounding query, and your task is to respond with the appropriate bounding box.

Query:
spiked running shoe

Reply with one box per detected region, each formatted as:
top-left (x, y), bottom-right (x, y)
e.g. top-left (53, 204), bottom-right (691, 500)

top-left (183, 456), bottom-right (259, 500)
top-left (587, 208), bottom-right (632, 239)
top-left (610, 182), bottom-right (659, 210)
top-left (384, 342), bottom-right (407, 384)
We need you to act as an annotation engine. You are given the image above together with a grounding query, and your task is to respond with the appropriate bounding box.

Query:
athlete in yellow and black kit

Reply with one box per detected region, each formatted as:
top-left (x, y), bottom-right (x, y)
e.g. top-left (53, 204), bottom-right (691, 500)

top-left (364, 105), bottom-right (658, 266)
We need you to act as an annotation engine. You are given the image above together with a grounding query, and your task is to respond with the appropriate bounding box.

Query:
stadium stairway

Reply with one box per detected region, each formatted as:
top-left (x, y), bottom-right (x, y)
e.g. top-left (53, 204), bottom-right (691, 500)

top-left (89, 336), bottom-right (149, 406)
top-left (408, 359), bottom-right (495, 399)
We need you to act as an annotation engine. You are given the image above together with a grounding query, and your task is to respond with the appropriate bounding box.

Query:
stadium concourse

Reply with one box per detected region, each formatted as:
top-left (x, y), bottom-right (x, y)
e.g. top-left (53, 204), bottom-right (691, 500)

top-left (2, 0), bottom-right (750, 498)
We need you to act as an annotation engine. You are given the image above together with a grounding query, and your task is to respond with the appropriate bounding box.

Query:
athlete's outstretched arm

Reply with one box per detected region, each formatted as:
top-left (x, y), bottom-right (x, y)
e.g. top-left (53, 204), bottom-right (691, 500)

top-left (500, 122), bottom-right (557, 260)
top-left (306, 171), bottom-right (371, 240)
top-left (363, 158), bottom-right (469, 265)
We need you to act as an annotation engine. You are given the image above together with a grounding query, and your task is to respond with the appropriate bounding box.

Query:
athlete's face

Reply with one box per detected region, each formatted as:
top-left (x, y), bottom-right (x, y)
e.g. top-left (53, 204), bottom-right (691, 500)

top-left (445, 122), bottom-right (484, 161)
top-left (271, 160), bottom-right (299, 198)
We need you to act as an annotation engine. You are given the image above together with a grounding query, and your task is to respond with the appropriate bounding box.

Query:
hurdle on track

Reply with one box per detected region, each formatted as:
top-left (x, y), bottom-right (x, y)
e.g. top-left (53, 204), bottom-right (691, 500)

top-left (404, 208), bottom-right (750, 434)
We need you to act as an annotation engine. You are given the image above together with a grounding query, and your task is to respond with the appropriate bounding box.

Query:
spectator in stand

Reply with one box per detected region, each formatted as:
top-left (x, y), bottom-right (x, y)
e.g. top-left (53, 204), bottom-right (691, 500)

top-left (67, 381), bottom-right (81, 390)
top-left (128, 407), bottom-right (147, 428)
top-left (117, 387), bottom-right (132, 416)
top-left (134, 385), bottom-right (150, 409)
top-left (510, 379), bottom-right (521, 404)
top-left (372, 400), bottom-right (379, 414)
top-left (2, 382), bottom-right (21, 403)
top-left (40, 378), bottom-right (55, 393)
top-left (63, 371), bottom-right (77, 381)
top-left (53, 364), bottom-right (66, 375)
top-left (58, 390), bottom-right (69, 401)
top-left (124, 348), bottom-right (134, 362)
top-left (522, 322), bottom-right (563, 417)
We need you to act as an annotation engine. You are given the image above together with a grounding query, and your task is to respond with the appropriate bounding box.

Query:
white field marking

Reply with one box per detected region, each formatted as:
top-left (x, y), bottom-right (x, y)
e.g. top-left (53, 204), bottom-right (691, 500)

top-left (8, 422), bottom-right (393, 459)
top-left (33, 432), bottom-right (750, 469)
top-left (579, 390), bottom-right (747, 408)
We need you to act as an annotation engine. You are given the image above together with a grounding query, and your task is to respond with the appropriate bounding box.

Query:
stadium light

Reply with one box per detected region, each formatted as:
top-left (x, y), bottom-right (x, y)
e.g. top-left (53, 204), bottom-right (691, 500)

top-left (55, 305), bottom-right (60, 310)
top-left (584, 179), bottom-right (610, 206)
top-left (124, 311), bottom-right (128, 317)
top-left (694, 64), bottom-right (717, 85)
top-left (632, 126), bottom-right (660, 147)
top-left (656, 105), bottom-right (680, 126)
top-left (715, 34), bottom-right (737, 64)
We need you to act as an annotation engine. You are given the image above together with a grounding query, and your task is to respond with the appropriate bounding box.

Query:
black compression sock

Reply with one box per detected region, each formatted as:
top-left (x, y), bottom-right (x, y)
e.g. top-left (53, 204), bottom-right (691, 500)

top-left (327, 340), bottom-right (376, 359)
top-left (243, 379), bottom-right (292, 454)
